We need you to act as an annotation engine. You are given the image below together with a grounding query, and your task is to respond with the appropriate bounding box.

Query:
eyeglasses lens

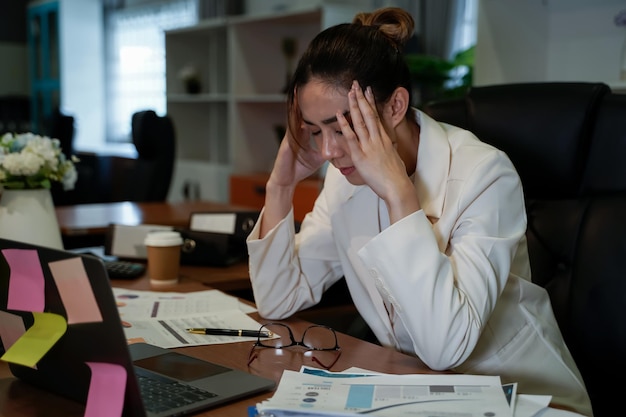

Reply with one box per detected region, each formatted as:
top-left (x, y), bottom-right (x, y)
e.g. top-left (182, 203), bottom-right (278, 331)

top-left (260, 323), bottom-right (293, 348)
top-left (250, 323), bottom-right (341, 370)
top-left (302, 325), bottom-right (338, 350)
top-left (259, 324), bottom-right (338, 350)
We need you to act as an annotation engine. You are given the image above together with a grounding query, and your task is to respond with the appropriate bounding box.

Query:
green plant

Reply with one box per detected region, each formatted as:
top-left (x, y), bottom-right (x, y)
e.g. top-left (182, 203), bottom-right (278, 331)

top-left (405, 45), bottom-right (475, 106)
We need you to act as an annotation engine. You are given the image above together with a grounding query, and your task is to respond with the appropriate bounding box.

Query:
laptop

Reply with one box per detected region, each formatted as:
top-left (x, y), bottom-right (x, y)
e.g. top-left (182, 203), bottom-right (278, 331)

top-left (0, 238), bottom-right (275, 416)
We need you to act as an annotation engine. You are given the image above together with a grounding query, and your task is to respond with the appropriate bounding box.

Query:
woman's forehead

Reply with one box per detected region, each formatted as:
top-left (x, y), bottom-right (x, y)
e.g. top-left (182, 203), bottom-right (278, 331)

top-left (298, 80), bottom-right (349, 124)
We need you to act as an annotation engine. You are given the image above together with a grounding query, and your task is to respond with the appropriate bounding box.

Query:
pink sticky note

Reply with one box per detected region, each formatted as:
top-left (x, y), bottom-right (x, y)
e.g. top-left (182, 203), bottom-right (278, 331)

top-left (2, 249), bottom-right (45, 312)
top-left (0, 310), bottom-right (26, 350)
top-left (85, 362), bottom-right (127, 417)
top-left (48, 257), bottom-right (103, 324)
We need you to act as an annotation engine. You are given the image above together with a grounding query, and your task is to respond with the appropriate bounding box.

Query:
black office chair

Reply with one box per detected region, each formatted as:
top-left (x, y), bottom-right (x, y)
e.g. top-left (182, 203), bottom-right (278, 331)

top-left (424, 83), bottom-right (625, 417)
top-left (45, 108), bottom-right (75, 158)
top-left (119, 110), bottom-right (176, 202)
top-left (45, 109), bottom-right (83, 206)
top-left (0, 95), bottom-right (31, 134)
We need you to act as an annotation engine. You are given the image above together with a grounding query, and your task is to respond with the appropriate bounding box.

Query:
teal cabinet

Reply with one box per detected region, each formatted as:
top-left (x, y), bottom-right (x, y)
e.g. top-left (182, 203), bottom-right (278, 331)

top-left (27, 1), bottom-right (60, 134)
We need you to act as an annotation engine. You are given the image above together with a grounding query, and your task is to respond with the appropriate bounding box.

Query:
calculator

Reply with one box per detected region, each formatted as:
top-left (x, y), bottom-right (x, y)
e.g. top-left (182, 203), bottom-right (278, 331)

top-left (104, 260), bottom-right (146, 279)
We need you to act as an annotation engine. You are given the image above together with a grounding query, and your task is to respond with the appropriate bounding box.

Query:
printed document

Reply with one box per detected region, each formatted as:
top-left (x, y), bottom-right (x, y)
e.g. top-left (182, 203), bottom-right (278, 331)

top-left (256, 370), bottom-right (513, 417)
top-left (111, 288), bottom-right (263, 348)
top-left (122, 309), bottom-right (265, 348)
top-left (112, 288), bottom-right (256, 319)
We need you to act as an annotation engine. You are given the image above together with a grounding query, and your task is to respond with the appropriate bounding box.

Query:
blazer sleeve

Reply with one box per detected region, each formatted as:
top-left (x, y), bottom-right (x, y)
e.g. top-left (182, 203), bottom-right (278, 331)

top-left (247, 181), bottom-right (344, 319)
top-left (358, 146), bottom-right (527, 370)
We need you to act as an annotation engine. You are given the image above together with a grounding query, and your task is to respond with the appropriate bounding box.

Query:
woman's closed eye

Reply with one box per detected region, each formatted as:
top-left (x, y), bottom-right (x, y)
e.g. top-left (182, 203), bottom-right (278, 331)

top-left (310, 130), bottom-right (343, 136)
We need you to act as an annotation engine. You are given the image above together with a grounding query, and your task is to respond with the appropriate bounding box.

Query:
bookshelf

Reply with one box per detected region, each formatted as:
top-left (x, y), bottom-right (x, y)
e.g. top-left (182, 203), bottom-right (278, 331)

top-left (165, 4), bottom-right (361, 203)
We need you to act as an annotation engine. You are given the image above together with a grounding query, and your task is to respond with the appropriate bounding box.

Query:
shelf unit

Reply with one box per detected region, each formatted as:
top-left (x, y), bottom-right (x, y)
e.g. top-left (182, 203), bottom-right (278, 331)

top-left (165, 4), bottom-right (362, 203)
top-left (27, 1), bottom-right (60, 134)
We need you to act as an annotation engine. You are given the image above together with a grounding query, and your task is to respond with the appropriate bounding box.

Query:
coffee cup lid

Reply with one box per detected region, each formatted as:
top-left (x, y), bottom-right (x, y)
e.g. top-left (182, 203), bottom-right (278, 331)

top-left (144, 231), bottom-right (183, 247)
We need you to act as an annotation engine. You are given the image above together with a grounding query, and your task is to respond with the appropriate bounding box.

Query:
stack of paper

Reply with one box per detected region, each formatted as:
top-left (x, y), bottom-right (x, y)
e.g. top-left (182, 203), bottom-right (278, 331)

top-left (252, 367), bottom-right (585, 417)
top-left (255, 369), bottom-right (513, 417)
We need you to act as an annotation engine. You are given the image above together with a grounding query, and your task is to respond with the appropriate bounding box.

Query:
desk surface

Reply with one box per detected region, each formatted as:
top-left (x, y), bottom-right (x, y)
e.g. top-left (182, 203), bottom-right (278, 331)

top-left (55, 200), bottom-right (254, 236)
top-left (0, 276), bottom-right (433, 417)
top-left (55, 200), bottom-right (256, 292)
top-left (136, 261), bottom-right (253, 294)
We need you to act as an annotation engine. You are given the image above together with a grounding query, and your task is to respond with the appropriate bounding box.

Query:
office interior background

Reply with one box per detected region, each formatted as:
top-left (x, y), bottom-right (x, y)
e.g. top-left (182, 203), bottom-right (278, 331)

top-left (0, 0), bottom-right (625, 203)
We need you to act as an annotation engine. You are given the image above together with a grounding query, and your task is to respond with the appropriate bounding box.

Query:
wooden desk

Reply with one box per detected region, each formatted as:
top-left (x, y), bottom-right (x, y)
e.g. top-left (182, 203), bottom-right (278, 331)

top-left (0, 276), bottom-right (433, 417)
top-left (55, 200), bottom-right (256, 249)
top-left (109, 261), bottom-right (253, 295)
top-left (55, 200), bottom-right (256, 291)
top-left (56, 200), bottom-right (254, 237)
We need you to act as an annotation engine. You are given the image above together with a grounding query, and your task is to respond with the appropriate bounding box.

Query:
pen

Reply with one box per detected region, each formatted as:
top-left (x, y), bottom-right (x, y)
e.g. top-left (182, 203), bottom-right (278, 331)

top-left (185, 328), bottom-right (273, 338)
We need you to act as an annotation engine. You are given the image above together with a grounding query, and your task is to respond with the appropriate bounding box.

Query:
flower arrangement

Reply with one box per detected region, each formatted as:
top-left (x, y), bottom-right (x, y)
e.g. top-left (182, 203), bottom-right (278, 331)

top-left (615, 10), bottom-right (626, 27)
top-left (0, 132), bottom-right (78, 191)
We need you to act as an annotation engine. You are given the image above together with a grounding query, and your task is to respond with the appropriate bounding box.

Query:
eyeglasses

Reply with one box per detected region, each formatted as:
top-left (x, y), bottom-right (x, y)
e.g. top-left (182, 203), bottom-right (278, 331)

top-left (247, 322), bottom-right (342, 370)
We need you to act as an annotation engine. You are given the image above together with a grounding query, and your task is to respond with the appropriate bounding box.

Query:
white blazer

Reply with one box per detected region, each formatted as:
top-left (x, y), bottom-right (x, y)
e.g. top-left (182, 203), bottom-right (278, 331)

top-left (247, 110), bottom-right (593, 416)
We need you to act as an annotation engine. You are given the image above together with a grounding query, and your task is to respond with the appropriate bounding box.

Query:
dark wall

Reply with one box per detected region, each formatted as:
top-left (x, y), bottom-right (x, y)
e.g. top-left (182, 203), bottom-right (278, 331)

top-left (0, 0), bottom-right (28, 43)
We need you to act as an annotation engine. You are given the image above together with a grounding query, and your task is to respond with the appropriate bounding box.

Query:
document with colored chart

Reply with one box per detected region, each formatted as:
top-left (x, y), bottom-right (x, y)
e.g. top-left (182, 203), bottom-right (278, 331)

top-left (256, 370), bottom-right (513, 417)
top-left (255, 367), bottom-right (582, 417)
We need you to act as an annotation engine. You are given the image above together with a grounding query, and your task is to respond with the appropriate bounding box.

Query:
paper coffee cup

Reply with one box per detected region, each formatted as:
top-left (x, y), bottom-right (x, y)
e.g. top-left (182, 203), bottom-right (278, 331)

top-left (144, 231), bottom-right (183, 286)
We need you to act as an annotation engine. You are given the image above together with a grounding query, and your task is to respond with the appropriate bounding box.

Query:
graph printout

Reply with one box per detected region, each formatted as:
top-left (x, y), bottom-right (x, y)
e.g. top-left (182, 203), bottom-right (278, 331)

top-left (256, 370), bottom-right (513, 417)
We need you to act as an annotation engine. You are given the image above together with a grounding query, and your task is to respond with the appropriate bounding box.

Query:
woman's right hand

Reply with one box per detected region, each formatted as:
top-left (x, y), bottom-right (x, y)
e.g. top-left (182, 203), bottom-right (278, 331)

top-left (268, 128), bottom-right (325, 189)
top-left (260, 127), bottom-right (325, 237)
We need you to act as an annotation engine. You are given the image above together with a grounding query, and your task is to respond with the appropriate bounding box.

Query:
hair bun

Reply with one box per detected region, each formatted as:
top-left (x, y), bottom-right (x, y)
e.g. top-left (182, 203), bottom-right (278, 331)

top-left (352, 7), bottom-right (415, 49)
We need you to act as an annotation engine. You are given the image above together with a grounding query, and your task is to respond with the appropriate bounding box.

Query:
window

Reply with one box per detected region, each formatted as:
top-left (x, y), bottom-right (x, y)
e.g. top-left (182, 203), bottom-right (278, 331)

top-left (447, 0), bottom-right (477, 89)
top-left (454, 0), bottom-right (478, 55)
top-left (105, 0), bottom-right (197, 143)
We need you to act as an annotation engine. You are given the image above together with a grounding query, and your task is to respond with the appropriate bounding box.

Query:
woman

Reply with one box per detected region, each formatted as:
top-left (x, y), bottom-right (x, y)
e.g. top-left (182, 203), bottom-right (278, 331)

top-left (246, 7), bottom-right (592, 416)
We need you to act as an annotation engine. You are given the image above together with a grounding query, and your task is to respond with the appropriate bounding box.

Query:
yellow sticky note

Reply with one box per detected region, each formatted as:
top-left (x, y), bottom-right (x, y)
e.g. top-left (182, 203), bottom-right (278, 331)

top-left (1, 312), bottom-right (67, 368)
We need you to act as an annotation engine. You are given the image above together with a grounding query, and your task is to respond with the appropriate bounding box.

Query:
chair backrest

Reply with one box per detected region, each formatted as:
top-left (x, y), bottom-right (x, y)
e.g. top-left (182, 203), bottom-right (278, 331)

top-left (579, 93), bottom-right (626, 195)
top-left (0, 95), bottom-right (31, 134)
top-left (118, 110), bottom-right (176, 202)
top-left (424, 82), bottom-right (626, 417)
top-left (46, 109), bottom-right (78, 206)
top-left (45, 108), bottom-right (75, 158)
top-left (427, 82), bottom-right (610, 199)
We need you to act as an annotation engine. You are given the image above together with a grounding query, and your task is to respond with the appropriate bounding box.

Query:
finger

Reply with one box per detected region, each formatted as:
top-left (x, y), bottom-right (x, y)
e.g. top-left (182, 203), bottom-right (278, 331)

top-left (364, 85), bottom-right (377, 108)
top-left (347, 81), bottom-right (371, 142)
top-left (336, 110), bottom-right (362, 157)
top-left (353, 84), bottom-right (382, 141)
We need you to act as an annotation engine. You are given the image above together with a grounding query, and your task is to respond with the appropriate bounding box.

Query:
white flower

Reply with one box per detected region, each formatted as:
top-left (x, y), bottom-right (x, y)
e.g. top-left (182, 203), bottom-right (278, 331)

top-left (0, 132), bottom-right (78, 190)
top-left (61, 161), bottom-right (78, 190)
top-left (2, 152), bottom-right (44, 177)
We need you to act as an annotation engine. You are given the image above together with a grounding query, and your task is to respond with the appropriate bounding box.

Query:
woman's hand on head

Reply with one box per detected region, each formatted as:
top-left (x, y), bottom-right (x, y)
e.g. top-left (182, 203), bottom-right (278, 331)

top-left (268, 127), bottom-right (325, 189)
top-left (261, 127), bottom-right (326, 235)
top-left (337, 81), bottom-right (411, 203)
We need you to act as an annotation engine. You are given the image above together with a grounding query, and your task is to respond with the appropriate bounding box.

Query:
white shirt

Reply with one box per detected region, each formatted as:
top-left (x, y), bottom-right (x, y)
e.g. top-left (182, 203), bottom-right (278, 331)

top-left (247, 109), bottom-right (593, 416)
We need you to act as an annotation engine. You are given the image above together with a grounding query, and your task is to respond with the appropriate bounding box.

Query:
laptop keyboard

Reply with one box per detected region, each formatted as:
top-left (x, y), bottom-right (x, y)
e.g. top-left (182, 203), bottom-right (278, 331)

top-left (137, 372), bottom-right (218, 414)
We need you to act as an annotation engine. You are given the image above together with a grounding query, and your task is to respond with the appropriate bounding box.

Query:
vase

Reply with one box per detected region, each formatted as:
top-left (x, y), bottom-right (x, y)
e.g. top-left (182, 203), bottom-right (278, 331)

top-left (0, 188), bottom-right (64, 249)
top-left (184, 78), bottom-right (201, 94)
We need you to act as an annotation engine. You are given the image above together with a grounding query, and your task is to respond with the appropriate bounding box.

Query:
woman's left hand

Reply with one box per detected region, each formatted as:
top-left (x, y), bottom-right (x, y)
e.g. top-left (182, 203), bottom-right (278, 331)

top-left (336, 81), bottom-right (412, 204)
